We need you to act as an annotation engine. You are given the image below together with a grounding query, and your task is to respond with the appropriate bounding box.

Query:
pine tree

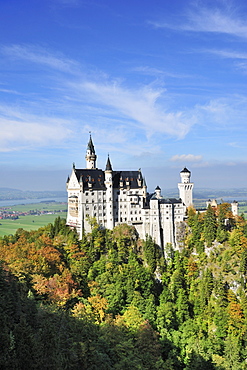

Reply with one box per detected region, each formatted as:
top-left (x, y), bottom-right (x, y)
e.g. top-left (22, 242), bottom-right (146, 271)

top-left (203, 205), bottom-right (217, 247)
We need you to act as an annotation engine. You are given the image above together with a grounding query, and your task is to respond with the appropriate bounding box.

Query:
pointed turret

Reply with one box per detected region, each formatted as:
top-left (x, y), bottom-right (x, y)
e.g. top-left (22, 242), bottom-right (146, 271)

top-left (85, 134), bottom-right (97, 169)
top-left (105, 155), bottom-right (112, 171)
top-left (87, 134), bottom-right (95, 154)
top-left (155, 185), bottom-right (162, 199)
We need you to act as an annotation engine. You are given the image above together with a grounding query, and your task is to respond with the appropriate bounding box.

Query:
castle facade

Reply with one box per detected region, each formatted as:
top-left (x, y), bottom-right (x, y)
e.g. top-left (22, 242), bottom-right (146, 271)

top-left (66, 136), bottom-right (193, 249)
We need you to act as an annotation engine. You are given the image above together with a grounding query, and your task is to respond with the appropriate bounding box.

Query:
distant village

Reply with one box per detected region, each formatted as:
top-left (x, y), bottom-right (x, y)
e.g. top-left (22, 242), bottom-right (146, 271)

top-left (0, 207), bottom-right (66, 220)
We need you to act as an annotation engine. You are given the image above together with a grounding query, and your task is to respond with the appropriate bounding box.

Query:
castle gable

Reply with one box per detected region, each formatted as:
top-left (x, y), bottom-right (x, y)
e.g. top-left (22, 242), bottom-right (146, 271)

top-left (74, 169), bottom-right (106, 190)
top-left (112, 170), bottom-right (143, 189)
top-left (68, 169), bottom-right (80, 189)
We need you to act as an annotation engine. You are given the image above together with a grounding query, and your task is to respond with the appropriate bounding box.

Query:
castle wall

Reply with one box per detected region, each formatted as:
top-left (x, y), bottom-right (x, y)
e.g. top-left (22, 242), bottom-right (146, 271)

top-left (67, 137), bottom-right (190, 251)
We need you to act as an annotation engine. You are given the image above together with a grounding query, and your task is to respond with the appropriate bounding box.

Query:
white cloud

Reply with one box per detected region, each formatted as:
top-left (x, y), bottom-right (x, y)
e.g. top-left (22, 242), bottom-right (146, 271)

top-left (132, 66), bottom-right (189, 79)
top-left (208, 50), bottom-right (247, 60)
top-left (205, 49), bottom-right (247, 73)
top-left (0, 105), bottom-right (72, 152)
top-left (151, 5), bottom-right (247, 39)
top-left (1, 45), bottom-right (79, 73)
top-left (194, 96), bottom-right (247, 129)
top-left (71, 80), bottom-right (195, 139)
top-left (170, 154), bottom-right (202, 162)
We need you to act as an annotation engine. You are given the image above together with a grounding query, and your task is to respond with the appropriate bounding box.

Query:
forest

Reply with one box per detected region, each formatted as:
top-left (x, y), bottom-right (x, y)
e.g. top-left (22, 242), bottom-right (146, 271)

top-left (1, 203), bottom-right (247, 369)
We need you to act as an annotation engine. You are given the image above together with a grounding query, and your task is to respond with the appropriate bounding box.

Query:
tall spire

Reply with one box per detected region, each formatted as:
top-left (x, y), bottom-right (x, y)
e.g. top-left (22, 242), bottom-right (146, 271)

top-left (87, 134), bottom-right (95, 154)
top-left (105, 154), bottom-right (112, 171)
top-left (85, 134), bottom-right (97, 169)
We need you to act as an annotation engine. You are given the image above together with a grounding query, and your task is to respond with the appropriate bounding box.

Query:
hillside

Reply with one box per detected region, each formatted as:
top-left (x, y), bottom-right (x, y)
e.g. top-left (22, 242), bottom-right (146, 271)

top-left (0, 207), bottom-right (247, 369)
top-left (0, 188), bottom-right (66, 201)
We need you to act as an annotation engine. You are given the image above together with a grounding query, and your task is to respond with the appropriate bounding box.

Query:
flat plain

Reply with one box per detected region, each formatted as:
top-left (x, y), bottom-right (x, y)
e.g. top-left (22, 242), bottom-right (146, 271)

top-left (0, 202), bottom-right (67, 237)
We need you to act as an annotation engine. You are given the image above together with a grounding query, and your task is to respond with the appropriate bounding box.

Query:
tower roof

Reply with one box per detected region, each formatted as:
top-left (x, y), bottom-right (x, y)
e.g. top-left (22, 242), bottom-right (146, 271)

top-left (180, 167), bottom-right (190, 173)
top-left (105, 155), bottom-right (113, 171)
top-left (87, 134), bottom-right (95, 154)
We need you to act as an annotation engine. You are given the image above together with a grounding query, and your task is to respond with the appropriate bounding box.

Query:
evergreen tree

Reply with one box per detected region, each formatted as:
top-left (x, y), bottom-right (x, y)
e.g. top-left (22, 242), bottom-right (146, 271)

top-left (203, 205), bottom-right (217, 247)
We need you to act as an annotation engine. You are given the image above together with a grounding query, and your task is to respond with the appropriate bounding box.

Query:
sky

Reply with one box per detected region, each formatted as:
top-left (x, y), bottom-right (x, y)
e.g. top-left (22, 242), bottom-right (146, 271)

top-left (0, 0), bottom-right (247, 192)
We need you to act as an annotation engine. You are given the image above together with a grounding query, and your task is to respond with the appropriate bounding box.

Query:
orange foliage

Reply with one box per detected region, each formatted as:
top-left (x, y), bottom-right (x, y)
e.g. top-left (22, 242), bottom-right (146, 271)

top-left (32, 269), bottom-right (80, 305)
top-left (187, 257), bottom-right (198, 277)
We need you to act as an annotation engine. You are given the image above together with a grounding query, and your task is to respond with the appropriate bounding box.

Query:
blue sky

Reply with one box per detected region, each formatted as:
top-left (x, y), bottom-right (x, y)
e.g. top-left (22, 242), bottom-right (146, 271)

top-left (0, 0), bottom-right (247, 192)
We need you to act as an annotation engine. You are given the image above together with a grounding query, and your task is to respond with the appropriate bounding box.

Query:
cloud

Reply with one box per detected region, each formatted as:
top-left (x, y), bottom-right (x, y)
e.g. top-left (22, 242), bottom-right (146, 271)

top-left (1, 44), bottom-right (80, 73)
top-left (170, 154), bottom-right (203, 162)
top-left (132, 66), bottom-right (189, 79)
top-left (194, 96), bottom-right (247, 129)
top-left (0, 105), bottom-right (72, 152)
top-left (151, 5), bottom-right (247, 39)
top-left (1, 44), bottom-right (196, 140)
top-left (208, 50), bottom-right (247, 60)
top-left (205, 49), bottom-right (247, 73)
top-left (71, 80), bottom-right (195, 139)
top-left (228, 142), bottom-right (246, 149)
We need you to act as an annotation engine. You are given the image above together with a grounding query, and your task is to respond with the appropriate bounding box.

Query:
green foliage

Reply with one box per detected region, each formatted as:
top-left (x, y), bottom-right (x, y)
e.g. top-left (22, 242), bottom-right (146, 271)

top-left (204, 205), bottom-right (217, 247)
top-left (143, 235), bottom-right (160, 272)
top-left (0, 215), bottom-right (247, 368)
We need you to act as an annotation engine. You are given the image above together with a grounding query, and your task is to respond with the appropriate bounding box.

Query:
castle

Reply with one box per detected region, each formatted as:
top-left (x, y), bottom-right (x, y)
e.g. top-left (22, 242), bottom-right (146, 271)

top-left (66, 136), bottom-right (193, 249)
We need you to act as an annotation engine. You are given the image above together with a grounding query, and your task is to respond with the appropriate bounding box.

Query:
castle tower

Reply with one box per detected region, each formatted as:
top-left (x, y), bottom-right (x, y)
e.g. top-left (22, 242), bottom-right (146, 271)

top-left (231, 201), bottom-right (238, 216)
top-left (178, 167), bottom-right (194, 208)
top-left (104, 155), bottom-right (114, 229)
top-left (85, 134), bottom-right (97, 169)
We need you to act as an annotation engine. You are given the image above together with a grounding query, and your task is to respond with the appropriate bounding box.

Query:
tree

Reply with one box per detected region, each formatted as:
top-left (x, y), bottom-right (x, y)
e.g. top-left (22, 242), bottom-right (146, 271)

top-left (203, 205), bottom-right (217, 247)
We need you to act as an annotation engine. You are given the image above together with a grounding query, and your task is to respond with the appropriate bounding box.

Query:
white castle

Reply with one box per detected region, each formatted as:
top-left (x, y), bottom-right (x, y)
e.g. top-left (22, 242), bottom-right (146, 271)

top-left (66, 136), bottom-right (194, 249)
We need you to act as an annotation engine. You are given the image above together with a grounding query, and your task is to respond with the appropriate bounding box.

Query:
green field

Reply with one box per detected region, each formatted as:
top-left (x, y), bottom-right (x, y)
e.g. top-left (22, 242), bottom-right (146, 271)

top-left (0, 202), bottom-right (67, 237)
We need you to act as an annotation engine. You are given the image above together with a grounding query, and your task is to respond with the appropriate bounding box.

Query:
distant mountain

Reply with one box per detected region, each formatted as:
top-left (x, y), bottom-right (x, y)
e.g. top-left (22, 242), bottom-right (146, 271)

top-left (1, 187), bottom-right (246, 202)
top-left (0, 188), bottom-right (66, 201)
top-left (163, 188), bottom-right (247, 200)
